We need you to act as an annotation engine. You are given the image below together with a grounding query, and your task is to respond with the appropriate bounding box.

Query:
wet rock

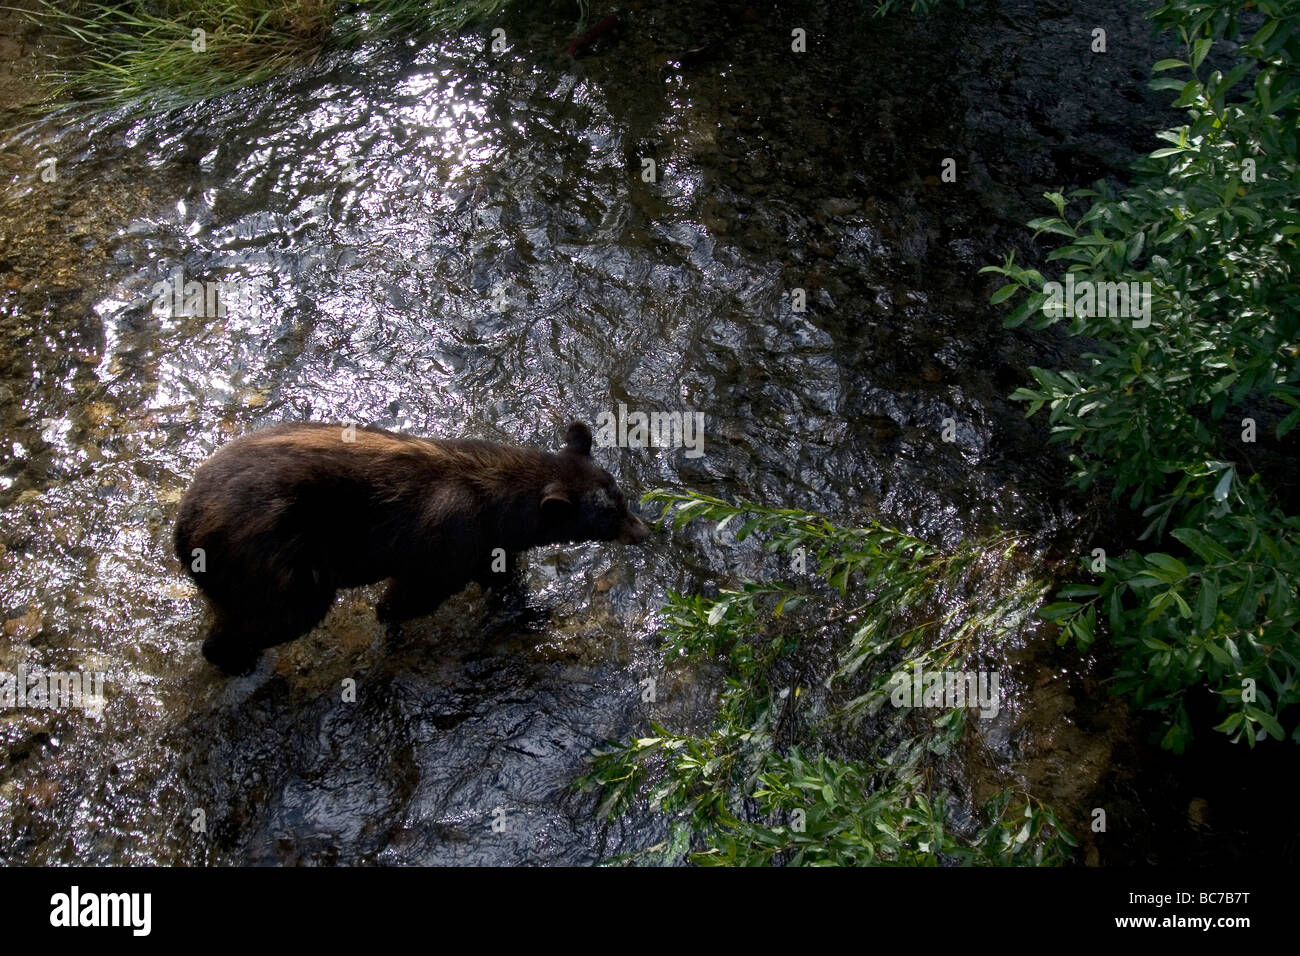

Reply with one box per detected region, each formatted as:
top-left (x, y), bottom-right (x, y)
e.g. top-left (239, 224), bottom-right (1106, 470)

top-left (3, 607), bottom-right (43, 641)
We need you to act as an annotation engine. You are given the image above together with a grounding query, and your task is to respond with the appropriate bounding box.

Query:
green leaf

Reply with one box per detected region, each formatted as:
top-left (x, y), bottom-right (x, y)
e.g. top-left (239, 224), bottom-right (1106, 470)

top-left (1146, 553), bottom-right (1188, 578)
top-left (1197, 578), bottom-right (1218, 632)
top-left (1213, 712), bottom-right (1243, 734)
top-left (1027, 219), bottom-right (1079, 239)
top-left (1191, 37), bottom-right (1212, 70)
top-left (1039, 602), bottom-right (1081, 621)
top-left (990, 283), bottom-right (1021, 305)
top-left (1212, 468), bottom-right (1234, 502)
top-left (1246, 707), bottom-right (1285, 742)
top-left (1170, 527), bottom-right (1234, 563)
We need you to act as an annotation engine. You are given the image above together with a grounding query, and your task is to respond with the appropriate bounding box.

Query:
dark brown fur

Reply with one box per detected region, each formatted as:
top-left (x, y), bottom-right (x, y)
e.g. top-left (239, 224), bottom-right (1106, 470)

top-left (174, 421), bottom-right (649, 673)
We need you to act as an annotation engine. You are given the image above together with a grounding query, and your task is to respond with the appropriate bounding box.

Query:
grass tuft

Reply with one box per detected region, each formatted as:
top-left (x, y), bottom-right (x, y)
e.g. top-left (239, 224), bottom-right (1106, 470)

top-left (13, 0), bottom-right (552, 117)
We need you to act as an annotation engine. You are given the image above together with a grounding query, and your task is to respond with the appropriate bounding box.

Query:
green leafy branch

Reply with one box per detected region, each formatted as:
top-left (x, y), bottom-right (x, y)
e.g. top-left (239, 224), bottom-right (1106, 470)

top-left (580, 490), bottom-right (1073, 865)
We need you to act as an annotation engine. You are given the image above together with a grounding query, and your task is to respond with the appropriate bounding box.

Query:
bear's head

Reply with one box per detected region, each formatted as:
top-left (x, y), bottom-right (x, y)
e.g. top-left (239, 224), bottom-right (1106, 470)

top-left (541, 422), bottom-right (651, 545)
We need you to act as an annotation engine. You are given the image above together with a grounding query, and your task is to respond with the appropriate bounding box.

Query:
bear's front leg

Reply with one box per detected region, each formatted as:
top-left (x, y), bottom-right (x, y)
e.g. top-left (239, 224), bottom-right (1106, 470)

top-left (202, 628), bottom-right (262, 676)
top-left (376, 575), bottom-right (462, 624)
top-left (472, 549), bottom-right (525, 605)
top-left (472, 550), bottom-right (547, 632)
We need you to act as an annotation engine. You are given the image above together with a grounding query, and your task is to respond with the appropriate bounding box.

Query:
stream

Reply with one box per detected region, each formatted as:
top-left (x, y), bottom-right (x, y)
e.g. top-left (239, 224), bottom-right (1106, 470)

top-left (3, 0), bottom-right (1261, 865)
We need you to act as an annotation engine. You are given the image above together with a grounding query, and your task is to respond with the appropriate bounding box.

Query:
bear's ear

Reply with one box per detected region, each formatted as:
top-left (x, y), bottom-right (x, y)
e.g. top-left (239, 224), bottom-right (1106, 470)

top-left (563, 422), bottom-right (593, 457)
top-left (541, 482), bottom-right (574, 522)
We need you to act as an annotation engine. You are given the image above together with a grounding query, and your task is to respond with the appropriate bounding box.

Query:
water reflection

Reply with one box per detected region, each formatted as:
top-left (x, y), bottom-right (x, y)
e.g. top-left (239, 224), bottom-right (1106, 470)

top-left (0, 0), bottom-right (1162, 864)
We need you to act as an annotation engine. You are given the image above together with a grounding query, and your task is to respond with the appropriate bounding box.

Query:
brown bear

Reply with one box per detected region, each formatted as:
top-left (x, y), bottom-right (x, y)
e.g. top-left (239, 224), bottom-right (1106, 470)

top-left (174, 421), bottom-right (650, 674)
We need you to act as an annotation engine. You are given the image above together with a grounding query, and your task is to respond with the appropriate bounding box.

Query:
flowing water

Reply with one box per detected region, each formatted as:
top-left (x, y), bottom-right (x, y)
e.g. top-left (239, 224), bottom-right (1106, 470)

top-left (3, 0), bottom-right (1240, 865)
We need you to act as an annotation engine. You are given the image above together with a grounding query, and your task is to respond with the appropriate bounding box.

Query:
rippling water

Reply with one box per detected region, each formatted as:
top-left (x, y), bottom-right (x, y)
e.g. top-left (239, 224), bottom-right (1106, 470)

top-left (0, 0), bottom-right (1185, 864)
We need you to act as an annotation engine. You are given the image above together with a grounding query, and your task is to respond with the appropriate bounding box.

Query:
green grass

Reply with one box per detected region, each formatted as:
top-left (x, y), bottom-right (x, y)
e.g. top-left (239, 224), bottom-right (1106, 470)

top-left (16, 0), bottom-right (577, 116)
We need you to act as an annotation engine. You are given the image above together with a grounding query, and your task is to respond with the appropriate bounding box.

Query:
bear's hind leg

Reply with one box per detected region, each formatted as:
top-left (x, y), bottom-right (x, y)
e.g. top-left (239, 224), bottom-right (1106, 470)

top-left (201, 582), bottom-right (335, 675)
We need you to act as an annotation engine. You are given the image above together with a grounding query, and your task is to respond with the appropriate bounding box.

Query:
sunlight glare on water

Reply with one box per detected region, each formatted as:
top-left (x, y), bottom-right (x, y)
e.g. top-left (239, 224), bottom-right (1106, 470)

top-left (0, 0), bottom-right (1159, 864)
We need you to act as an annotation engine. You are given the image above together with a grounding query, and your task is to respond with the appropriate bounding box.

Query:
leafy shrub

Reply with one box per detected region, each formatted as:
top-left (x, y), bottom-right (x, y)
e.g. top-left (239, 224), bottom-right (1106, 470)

top-left (983, 0), bottom-right (1300, 750)
top-left (581, 491), bottom-right (1076, 865)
